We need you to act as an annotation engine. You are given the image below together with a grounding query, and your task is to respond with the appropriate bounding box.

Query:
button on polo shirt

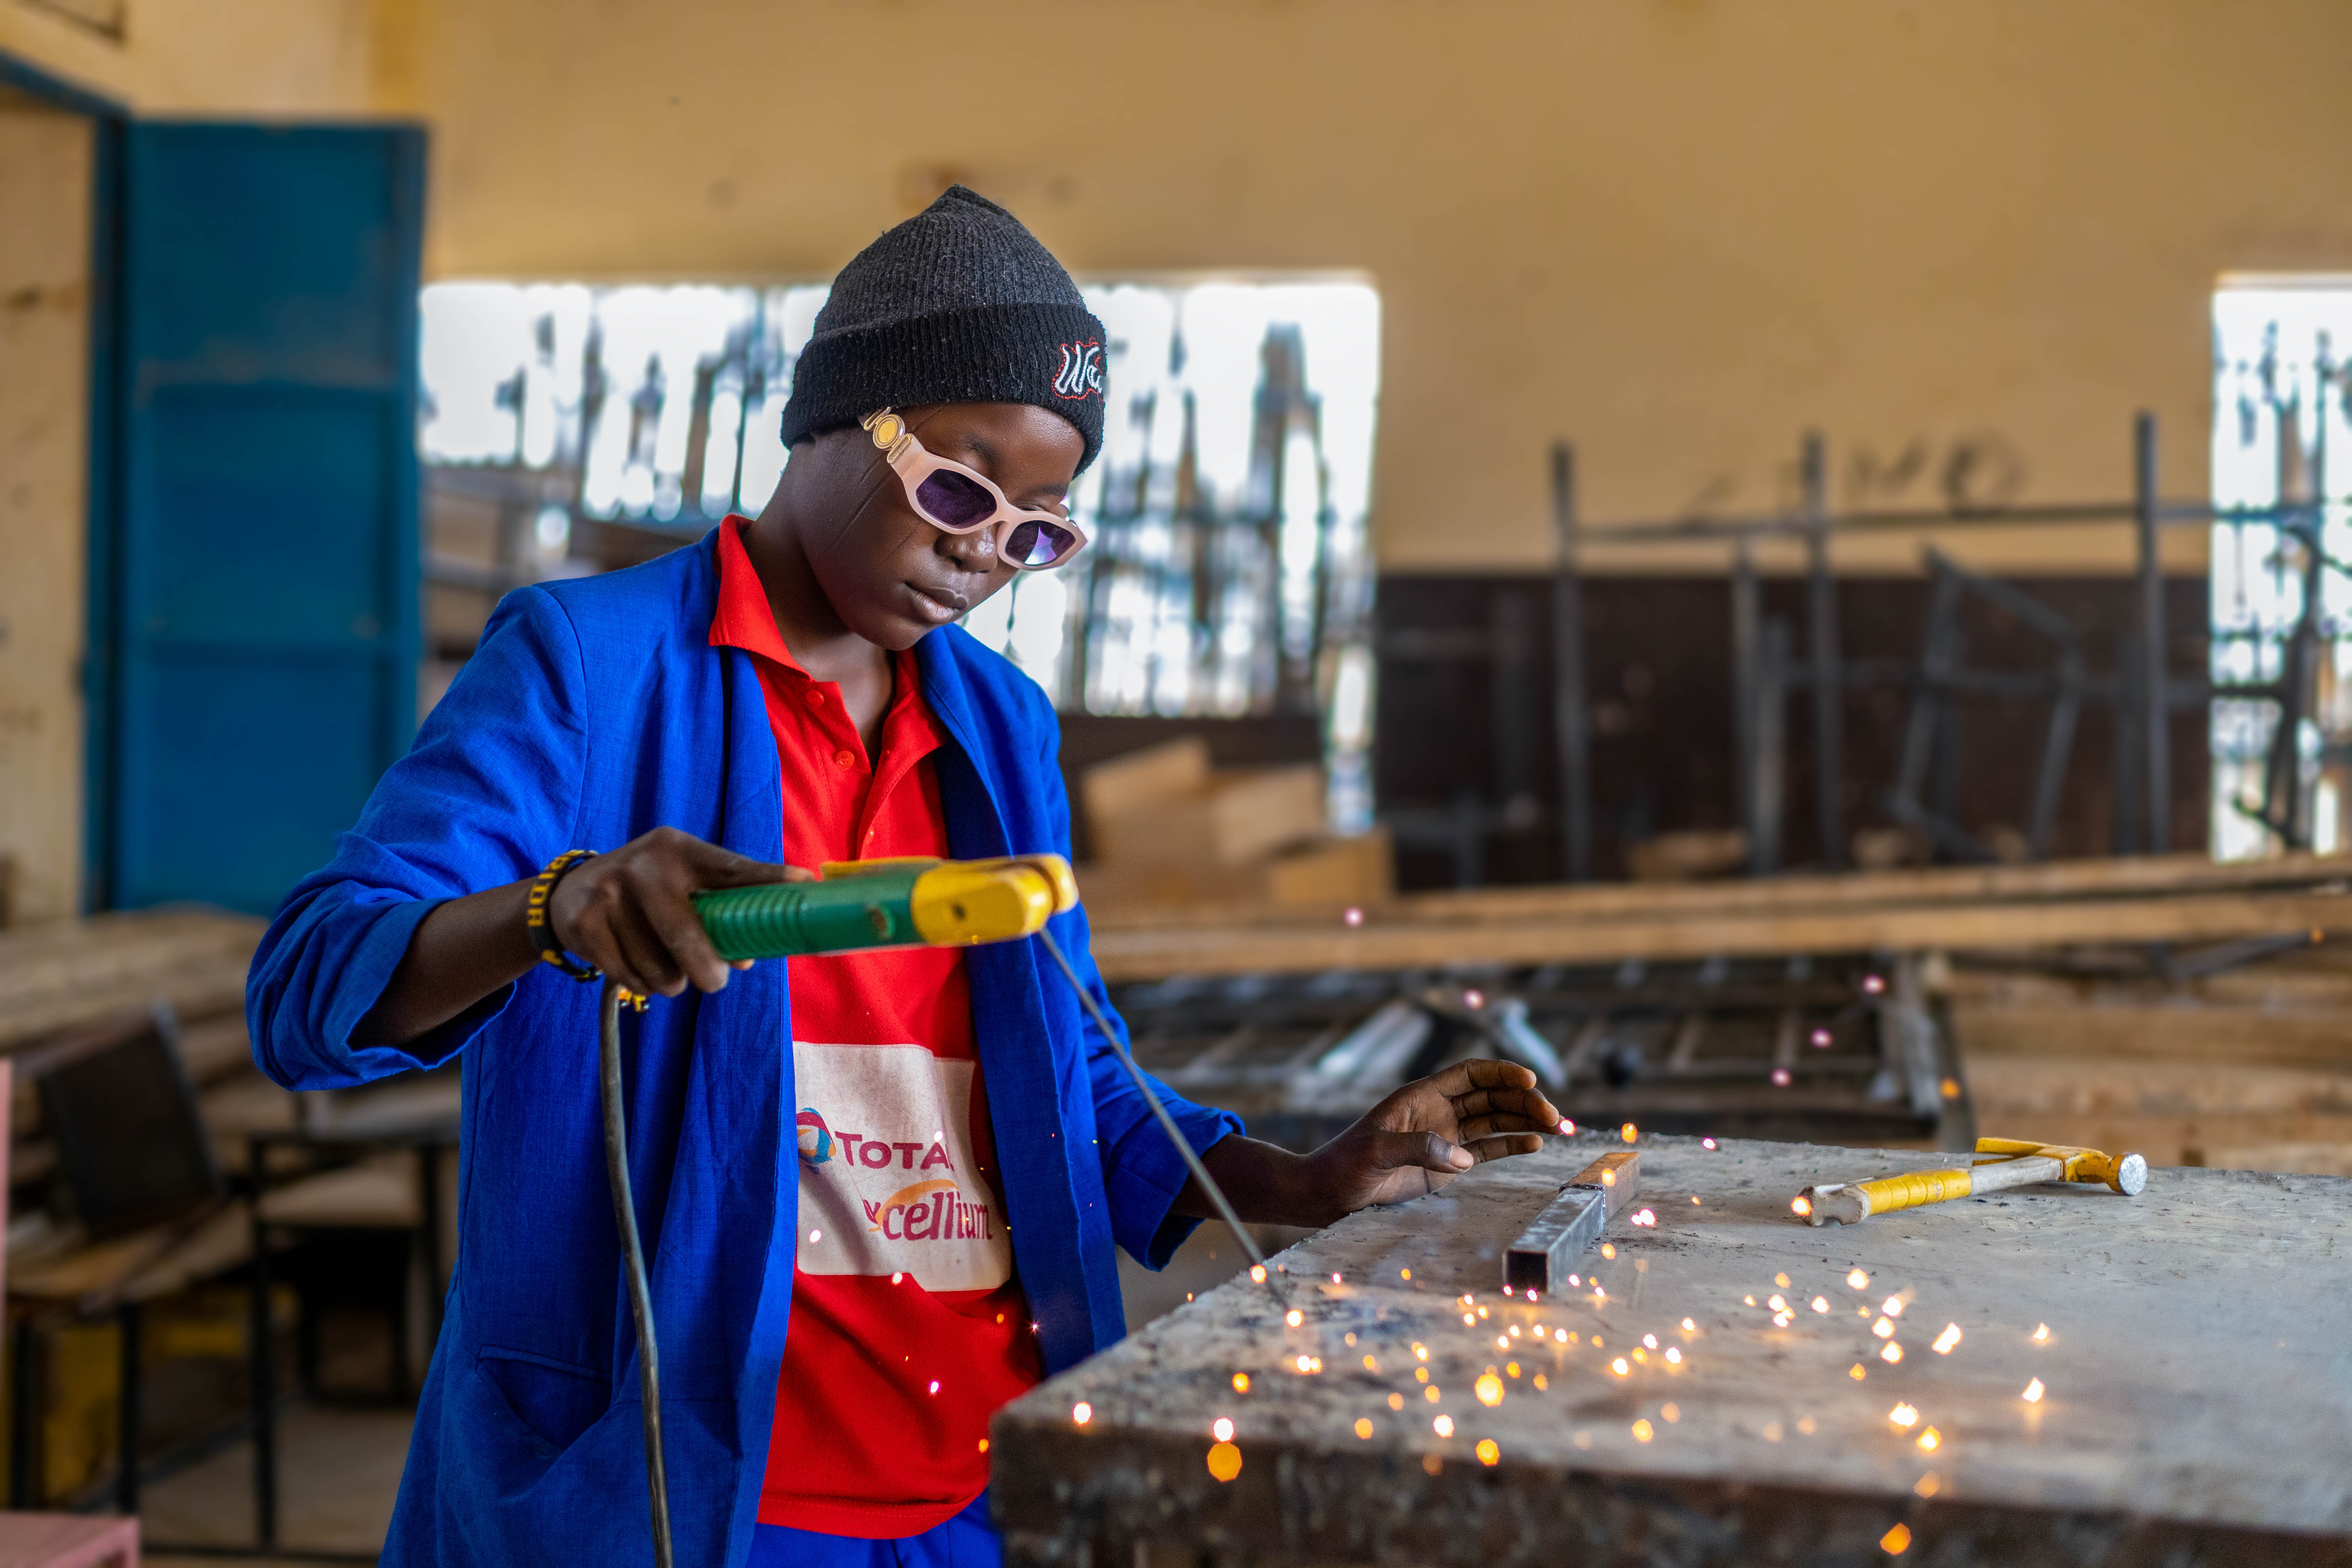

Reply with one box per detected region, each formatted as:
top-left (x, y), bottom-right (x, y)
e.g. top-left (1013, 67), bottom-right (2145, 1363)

top-left (708, 518), bottom-right (1040, 1537)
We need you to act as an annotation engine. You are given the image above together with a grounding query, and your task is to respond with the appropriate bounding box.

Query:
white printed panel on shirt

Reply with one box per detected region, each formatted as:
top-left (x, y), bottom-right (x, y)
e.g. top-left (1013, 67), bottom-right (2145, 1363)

top-left (792, 1042), bottom-right (1011, 1292)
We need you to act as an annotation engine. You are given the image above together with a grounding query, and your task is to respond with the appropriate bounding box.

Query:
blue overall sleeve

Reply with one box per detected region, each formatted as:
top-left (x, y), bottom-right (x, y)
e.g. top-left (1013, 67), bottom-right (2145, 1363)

top-left (1034, 705), bottom-right (1246, 1270)
top-left (246, 587), bottom-right (587, 1090)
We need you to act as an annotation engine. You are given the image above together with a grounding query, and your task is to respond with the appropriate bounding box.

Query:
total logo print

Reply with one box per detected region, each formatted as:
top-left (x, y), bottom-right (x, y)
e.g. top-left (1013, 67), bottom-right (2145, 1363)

top-left (798, 1106), bottom-right (995, 1241)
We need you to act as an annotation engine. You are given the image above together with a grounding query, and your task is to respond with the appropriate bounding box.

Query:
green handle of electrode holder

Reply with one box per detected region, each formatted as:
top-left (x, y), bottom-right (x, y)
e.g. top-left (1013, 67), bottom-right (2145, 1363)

top-left (691, 855), bottom-right (1078, 961)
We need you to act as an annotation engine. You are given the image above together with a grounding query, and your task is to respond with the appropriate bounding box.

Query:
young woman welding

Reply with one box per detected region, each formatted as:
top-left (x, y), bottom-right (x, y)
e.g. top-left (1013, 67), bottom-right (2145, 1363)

top-left (246, 188), bottom-right (1562, 1568)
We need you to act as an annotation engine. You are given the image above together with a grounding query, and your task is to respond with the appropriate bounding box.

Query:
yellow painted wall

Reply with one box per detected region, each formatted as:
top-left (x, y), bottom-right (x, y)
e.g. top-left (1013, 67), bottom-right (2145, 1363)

top-left (0, 0), bottom-right (375, 115)
top-left (388, 0), bottom-right (2352, 575)
top-left (0, 92), bottom-right (91, 922)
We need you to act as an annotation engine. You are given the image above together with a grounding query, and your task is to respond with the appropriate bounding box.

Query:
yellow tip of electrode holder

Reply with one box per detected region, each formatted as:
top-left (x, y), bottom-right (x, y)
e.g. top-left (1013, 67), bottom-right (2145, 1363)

top-left (908, 856), bottom-right (1076, 945)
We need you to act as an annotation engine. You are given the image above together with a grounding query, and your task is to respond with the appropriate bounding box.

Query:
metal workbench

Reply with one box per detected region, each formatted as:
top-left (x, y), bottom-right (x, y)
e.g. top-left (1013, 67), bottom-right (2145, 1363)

top-left (991, 1134), bottom-right (2352, 1567)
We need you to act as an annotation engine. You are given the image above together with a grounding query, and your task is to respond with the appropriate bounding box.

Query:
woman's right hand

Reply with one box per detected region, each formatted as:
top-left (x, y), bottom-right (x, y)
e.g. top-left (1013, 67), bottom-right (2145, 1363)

top-left (549, 827), bottom-right (809, 998)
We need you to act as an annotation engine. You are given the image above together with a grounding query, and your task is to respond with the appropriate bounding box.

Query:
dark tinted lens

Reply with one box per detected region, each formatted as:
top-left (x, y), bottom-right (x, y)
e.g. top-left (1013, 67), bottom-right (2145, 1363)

top-left (913, 468), bottom-right (996, 528)
top-left (1004, 520), bottom-right (1080, 567)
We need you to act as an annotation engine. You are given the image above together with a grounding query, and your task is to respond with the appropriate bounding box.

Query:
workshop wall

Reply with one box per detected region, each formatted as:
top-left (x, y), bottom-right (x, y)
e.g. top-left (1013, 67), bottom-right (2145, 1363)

top-left (380, 0), bottom-right (2352, 575)
top-left (0, 0), bottom-right (376, 114)
top-left (0, 92), bottom-right (92, 924)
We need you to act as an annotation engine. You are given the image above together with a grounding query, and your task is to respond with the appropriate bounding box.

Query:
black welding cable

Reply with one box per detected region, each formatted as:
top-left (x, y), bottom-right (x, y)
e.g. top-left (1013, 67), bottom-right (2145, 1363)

top-left (600, 977), bottom-right (675, 1568)
top-left (1032, 928), bottom-right (1275, 1288)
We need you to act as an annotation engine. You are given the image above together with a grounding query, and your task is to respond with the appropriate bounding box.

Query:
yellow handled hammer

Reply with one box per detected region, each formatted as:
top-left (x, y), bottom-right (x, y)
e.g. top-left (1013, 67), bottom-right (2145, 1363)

top-left (1793, 1137), bottom-right (2148, 1226)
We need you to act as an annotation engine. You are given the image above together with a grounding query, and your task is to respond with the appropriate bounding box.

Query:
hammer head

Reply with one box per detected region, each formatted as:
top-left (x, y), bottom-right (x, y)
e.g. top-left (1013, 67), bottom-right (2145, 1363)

top-left (1976, 1137), bottom-right (2148, 1196)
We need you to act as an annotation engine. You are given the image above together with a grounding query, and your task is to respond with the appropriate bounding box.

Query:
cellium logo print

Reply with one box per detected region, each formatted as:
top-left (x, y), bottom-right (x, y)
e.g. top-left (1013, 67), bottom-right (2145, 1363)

top-left (1053, 340), bottom-right (1104, 400)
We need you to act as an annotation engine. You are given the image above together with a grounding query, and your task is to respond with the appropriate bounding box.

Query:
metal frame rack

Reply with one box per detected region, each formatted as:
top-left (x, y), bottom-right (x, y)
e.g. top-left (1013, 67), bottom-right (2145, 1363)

top-left (1114, 952), bottom-right (1967, 1153)
top-left (1547, 413), bottom-right (2349, 880)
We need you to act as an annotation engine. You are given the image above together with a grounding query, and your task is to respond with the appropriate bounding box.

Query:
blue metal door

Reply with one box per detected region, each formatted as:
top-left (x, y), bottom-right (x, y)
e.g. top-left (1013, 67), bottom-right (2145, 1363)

top-left (103, 124), bottom-right (424, 914)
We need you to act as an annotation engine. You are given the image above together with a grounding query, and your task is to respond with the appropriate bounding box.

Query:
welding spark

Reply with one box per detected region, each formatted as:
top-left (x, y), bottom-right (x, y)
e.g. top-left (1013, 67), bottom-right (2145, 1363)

top-left (1462, 988), bottom-right (1485, 1009)
top-left (1882, 1297), bottom-right (1904, 1318)
top-left (1621, 1123), bottom-right (1639, 1142)
top-left (1250, 1266), bottom-right (1267, 1283)
top-left (1665, 1347), bottom-right (1683, 1365)
top-left (1475, 1373), bottom-right (1505, 1407)
top-left (1791, 1195), bottom-right (1813, 1217)
top-left (1850, 1364), bottom-right (1868, 1380)
top-left (1847, 1268), bottom-right (1870, 1290)
top-left (1812, 1297), bottom-right (1830, 1314)
top-left (1775, 1274), bottom-right (1791, 1288)
top-left (1643, 1334), bottom-right (1658, 1349)
top-left (928, 1380), bottom-right (939, 1394)
top-left (1631, 1419), bottom-right (1654, 1442)
top-left (1362, 1354), bottom-right (1378, 1372)
top-left (1554, 1329), bottom-right (1569, 1344)
top-left (1285, 1309), bottom-right (1304, 1328)
top-left (1889, 1403), bottom-right (1918, 1428)
top-left (2022, 1378), bottom-right (2044, 1403)
top-left (1354, 1418), bottom-right (1373, 1438)
top-left (1558, 1118), bottom-right (1576, 1135)
top-left (1917, 1427), bottom-right (1940, 1452)
top-left (1872, 1318), bottom-right (1895, 1339)
top-left (1862, 974), bottom-right (1886, 995)
top-left (1073, 1403), bottom-right (1093, 1425)
top-left (1533, 1373), bottom-right (1548, 1389)
top-left (1506, 1362), bottom-right (1520, 1377)
top-left (1414, 1344), bottom-right (1429, 1361)
top-left (2032, 1323), bottom-right (2049, 1342)
top-left (1206, 1442), bottom-right (1242, 1482)
top-left (1881, 1343), bottom-right (1903, 1364)
top-left (1631, 1208), bottom-right (1658, 1226)
top-left (1913, 1473), bottom-right (1939, 1498)
top-left (1476, 1438), bottom-right (1500, 1466)
top-left (1682, 1318), bottom-right (1696, 1331)
top-left (1611, 1358), bottom-right (1630, 1377)
top-left (1212, 1418), bottom-right (1234, 1441)
top-left (1662, 1402), bottom-right (1681, 1423)
top-left (1433, 1415), bottom-right (1455, 1437)
top-left (1343, 905), bottom-right (1364, 927)
top-left (1388, 1393), bottom-right (1405, 1410)
top-left (1233, 1374), bottom-right (1250, 1393)
top-left (1932, 1323), bottom-right (1962, 1355)
top-left (1773, 1312), bottom-right (1793, 1328)
top-left (1763, 1421), bottom-right (1784, 1441)
top-left (1880, 1522), bottom-right (1911, 1554)
top-left (809, 1229), bottom-right (823, 1243)
top-left (1701, 1137), bottom-right (1717, 1149)
top-left (1768, 1295), bottom-right (1787, 1313)
top-left (1425, 1386), bottom-right (1441, 1403)
top-left (1810, 1027), bottom-right (1833, 1048)
top-left (1770, 1068), bottom-right (1793, 1087)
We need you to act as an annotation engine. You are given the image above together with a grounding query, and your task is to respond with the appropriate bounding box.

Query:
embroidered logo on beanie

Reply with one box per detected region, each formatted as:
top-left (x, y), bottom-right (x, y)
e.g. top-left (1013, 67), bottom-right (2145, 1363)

top-left (1053, 340), bottom-right (1105, 401)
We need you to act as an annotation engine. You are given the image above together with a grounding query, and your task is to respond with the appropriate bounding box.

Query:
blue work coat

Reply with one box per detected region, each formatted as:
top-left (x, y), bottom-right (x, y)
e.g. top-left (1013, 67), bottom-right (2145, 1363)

top-left (245, 532), bottom-right (1243, 1567)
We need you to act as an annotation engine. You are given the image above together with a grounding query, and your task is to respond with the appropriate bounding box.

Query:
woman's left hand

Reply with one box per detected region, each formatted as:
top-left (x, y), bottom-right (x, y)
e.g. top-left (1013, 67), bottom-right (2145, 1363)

top-left (1298, 1059), bottom-right (1564, 1218)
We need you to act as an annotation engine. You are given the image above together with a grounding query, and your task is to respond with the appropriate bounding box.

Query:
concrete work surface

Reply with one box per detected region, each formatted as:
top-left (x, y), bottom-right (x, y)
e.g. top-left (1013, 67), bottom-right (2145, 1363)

top-left (992, 1134), bottom-right (2352, 1567)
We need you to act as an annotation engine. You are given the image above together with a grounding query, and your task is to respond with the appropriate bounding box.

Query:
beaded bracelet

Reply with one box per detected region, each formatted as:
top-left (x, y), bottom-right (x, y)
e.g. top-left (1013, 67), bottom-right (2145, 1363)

top-left (525, 849), bottom-right (602, 981)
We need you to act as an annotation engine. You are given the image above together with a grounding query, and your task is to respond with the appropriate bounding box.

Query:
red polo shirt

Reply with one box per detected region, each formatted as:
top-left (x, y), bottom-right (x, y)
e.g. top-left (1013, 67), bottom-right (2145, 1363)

top-left (709, 519), bottom-right (1041, 1536)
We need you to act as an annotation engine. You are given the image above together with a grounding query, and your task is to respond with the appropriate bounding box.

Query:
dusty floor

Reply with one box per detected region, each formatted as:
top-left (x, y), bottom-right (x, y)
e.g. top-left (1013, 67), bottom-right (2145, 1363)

top-left (142, 1402), bottom-right (410, 1566)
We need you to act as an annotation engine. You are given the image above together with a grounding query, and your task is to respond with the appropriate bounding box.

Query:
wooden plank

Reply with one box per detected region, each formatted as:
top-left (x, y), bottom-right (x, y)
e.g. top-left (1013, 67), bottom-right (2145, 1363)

top-left (1091, 889), bottom-right (2352, 981)
top-left (991, 1135), bottom-right (2352, 1567)
top-left (0, 911), bottom-right (263, 1051)
top-left (1087, 852), bottom-right (2352, 934)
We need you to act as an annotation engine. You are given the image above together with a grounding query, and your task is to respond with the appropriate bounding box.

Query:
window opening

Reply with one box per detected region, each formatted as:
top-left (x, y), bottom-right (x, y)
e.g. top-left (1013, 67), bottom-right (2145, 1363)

top-left (2210, 279), bottom-right (2352, 858)
top-left (419, 276), bottom-right (1381, 830)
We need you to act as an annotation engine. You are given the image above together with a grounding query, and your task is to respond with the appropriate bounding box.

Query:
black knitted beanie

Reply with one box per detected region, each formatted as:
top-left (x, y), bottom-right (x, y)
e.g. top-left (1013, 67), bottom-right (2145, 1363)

top-left (779, 186), bottom-right (1107, 470)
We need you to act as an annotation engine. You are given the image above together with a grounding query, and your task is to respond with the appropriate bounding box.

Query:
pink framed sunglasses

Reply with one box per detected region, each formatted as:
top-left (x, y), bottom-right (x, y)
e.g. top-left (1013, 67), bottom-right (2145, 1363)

top-left (859, 409), bottom-right (1089, 570)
